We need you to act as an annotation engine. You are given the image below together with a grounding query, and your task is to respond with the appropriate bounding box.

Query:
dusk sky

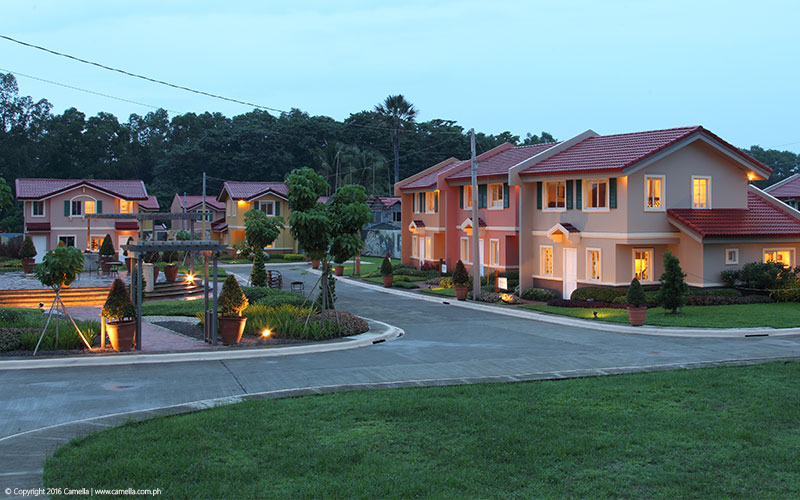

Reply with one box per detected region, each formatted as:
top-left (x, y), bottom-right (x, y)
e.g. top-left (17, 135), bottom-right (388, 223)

top-left (2, 0), bottom-right (798, 152)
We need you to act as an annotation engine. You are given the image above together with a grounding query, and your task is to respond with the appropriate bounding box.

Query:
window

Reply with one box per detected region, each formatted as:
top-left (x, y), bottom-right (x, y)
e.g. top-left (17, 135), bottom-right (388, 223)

top-left (463, 185), bottom-right (472, 209)
top-left (584, 179), bottom-right (608, 209)
top-left (58, 236), bottom-right (76, 247)
top-left (544, 181), bottom-right (566, 209)
top-left (392, 211), bottom-right (402, 223)
top-left (764, 249), bottom-right (793, 268)
top-left (692, 177), bottom-right (710, 209)
top-left (89, 236), bottom-right (104, 252)
top-left (489, 184), bottom-right (503, 208)
top-left (540, 245), bottom-right (553, 276)
top-left (426, 191), bottom-right (438, 213)
top-left (411, 235), bottom-right (418, 258)
top-left (413, 193), bottom-right (420, 214)
top-left (70, 200), bottom-right (82, 216)
top-left (257, 200), bottom-right (275, 216)
top-left (230, 200), bottom-right (238, 216)
top-left (32, 201), bottom-right (45, 217)
top-left (587, 249), bottom-right (601, 281)
top-left (425, 236), bottom-right (432, 260)
top-left (84, 200), bottom-right (96, 214)
top-left (119, 200), bottom-right (133, 214)
top-left (725, 248), bottom-right (739, 265)
top-left (489, 239), bottom-right (500, 266)
top-left (460, 237), bottom-right (470, 263)
top-left (634, 248), bottom-right (654, 281)
top-left (644, 175), bottom-right (665, 211)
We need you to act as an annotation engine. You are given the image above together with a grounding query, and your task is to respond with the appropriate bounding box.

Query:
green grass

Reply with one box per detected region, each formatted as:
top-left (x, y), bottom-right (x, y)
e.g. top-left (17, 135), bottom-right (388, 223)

top-left (141, 299), bottom-right (205, 317)
top-left (419, 287), bottom-right (456, 297)
top-left (43, 362), bottom-right (800, 499)
top-left (0, 308), bottom-right (100, 351)
top-left (521, 302), bottom-right (800, 328)
top-left (342, 256), bottom-right (400, 276)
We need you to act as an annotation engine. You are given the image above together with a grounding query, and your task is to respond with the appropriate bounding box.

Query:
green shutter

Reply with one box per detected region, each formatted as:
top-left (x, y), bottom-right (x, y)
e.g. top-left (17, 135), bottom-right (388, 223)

top-left (478, 184), bottom-right (487, 209)
top-left (566, 180), bottom-right (573, 210)
top-left (419, 193), bottom-right (425, 212)
top-left (503, 183), bottom-right (509, 208)
top-left (64, 200), bottom-right (70, 216)
top-left (609, 178), bottom-right (617, 209)
top-left (96, 200), bottom-right (102, 214)
top-left (536, 182), bottom-right (542, 210)
top-left (275, 201), bottom-right (280, 216)
top-left (575, 180), bottom-right (582, 209)
top-left (459, 186), bottom-right (464, 209)
top-left (434, 192), bottom-right (438, 212)
top-left (252, 201), bottom-right (257, 212)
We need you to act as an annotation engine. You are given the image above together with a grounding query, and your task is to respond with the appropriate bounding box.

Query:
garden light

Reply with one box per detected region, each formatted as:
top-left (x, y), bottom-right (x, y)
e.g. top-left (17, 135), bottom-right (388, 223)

top-left (261, 329), bottom-right (271, 338)
top-left (185, 274), bottom-right (195, 283)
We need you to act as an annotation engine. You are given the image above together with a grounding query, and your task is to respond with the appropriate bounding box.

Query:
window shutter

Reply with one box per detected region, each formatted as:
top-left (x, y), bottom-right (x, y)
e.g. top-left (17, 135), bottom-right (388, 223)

top-left (64, 200), bottom-right (70, 216)
top-left (566, 180), bottom-right (573, 210)
top-left (478, 184), bottom-right (487, 209)
top-left (575, 180), bottom-right (582, 209)
top-left (609, 178), bottom-right (617, 208)
top-left (96, 200), bottom-right (102, 214)
top-left (275, 201), bottom-right (280, 216)
top-left (419, 193), bottom-right (425, 212)
top-left (434, 192), bottom-right (438, 212)
top-left (252, 201), bottom-right (257, 211)
top-left (459, 186), bottom-right (464, 209)
top-left (536, 182), bottom-right (542, 210)
top-left (503, 183), bottom-right (509, 208)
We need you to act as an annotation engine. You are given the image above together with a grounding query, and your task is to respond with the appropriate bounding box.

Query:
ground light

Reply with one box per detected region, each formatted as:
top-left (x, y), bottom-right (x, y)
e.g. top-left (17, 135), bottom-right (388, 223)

top-left (261, 329), bottom-right (271, 338)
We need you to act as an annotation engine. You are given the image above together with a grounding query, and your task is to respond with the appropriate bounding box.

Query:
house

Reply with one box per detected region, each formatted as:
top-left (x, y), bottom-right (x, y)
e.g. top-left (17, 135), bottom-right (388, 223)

top-left (169, 194), bottom-right (226, 238)
top-left (362, 196), bottom-right (402, 258)
top-left (15, 178), bottom-right (149, 262)
top-left (214, 181), bottom-right (298, 253)
top-left (764, 173), bottom-right (800, 210)
top-left (397, 126), bottom-right (800, 297)
top-left (138, 195), bottom-right (166, 240)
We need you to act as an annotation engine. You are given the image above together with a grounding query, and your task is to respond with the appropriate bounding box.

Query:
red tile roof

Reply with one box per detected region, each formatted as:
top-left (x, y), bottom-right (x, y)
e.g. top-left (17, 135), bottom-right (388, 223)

top-left (139, 195), bottom-right (160, 211)
top-left (368, 196), bottom-right (401, 210)
top-left (218, 181), bottom-right (288, 201)
top-left (173, 194), bottom-right (225, 211)
top-left (211, 218), bottom-right (228, 232)
top-left (15, 179), bottom-right (149, 200)
top-left (447, 142), bottom-right (557, 180)
top-left (401, 159), bottom-right (467, 190)
top-left (765, 174), bottom-right (800, 198)
top-left (412, 220), bottom-right (425, 227)
top-left (667, 192), bottom-right (800, 238)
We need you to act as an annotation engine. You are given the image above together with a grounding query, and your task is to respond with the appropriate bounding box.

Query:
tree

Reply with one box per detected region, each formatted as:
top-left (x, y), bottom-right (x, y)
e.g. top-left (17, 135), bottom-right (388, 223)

top-left (328, 184), bottom-right (372, 265)
top-left (250, 250), bottom-right (267, 287)
top-left (0, 176), bottom-right (12, 215)
top-left (243, 208), bottom-right (283, 285)
top-left (375, 94), bottom-right (418, 185)
top-left (658, 250), bottom-right (688, 313)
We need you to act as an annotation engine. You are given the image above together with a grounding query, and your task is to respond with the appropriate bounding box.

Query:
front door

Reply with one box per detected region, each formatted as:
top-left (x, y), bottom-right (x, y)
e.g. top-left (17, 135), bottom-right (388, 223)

top-left (31, 235), bottom-right (47, 263)
top-left (563, 248), bottom-right (577, 299)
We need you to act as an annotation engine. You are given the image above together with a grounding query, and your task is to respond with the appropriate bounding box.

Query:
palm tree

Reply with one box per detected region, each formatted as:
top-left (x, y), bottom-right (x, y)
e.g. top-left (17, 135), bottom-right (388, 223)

top-left (375, 95), bottom-right (417, 185)
top-left (346, 145), bottom-right (388, 194)
top-left (313, 140), bottom-right (345, 192)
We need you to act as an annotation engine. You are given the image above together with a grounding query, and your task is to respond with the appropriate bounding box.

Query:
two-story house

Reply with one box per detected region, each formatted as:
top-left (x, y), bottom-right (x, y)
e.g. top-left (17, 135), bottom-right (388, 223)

top-left (169, 194), bottom-right (226, 237)
top-left (214, 181), bottom-right (298, 252)
top-left (362, 196), bottom-right (402, 258)
top-left (15, 178), bottom-right (149, 262)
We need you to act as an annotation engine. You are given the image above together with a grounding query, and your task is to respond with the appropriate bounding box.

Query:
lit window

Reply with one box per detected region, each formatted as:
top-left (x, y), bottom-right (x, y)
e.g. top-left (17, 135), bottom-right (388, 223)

top-left (426, 191), bottom-right (438, 213)
top-left (58, 236), bottom-right (76, 247)
top-left (411, 236), bottom-right (418, 258)
top-left (425, 236), bottom-right (432, 260)
top-left (70, 200), bottom-right (82, 216)
top-left (32, 201), bottom-right (44, 217)
top-left (489, 239), bottom-right (500, 266)
top-left (725, 248), bottom-right (739, 265)
top-left (541, 246), bottom-right (553, 276)
top-left (545, 181), bottom-right (566, 209)
top-left (584, 180), bottom-right (608, 209)
top-left (460, 237), bottom-right (470, 262)
top-left (89, 236), bottom-right (104, 252)
top-left (119, 200), bottom-right (133, 214)
top-left (489, 184), bottom-right (504, 208)
top-left (463, 185), bottom-right (472, 209)
top-left (645, 175), bottom-right (664, 210)
top-left (692, 177), bottom-right (710, 209)
top-left (587, 249), bottom-right (601, 281)
top-left (764, 249), bottom-right (793, 268)
top-left (84, 200), bottom-right (96, 214)
top-left (634, 249), bottom-right (653, 281)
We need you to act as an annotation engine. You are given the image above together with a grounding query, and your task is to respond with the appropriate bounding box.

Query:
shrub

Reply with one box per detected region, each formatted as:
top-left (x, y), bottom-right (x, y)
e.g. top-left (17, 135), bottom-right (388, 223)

top-left (420, 261), bottom-right (440, 272)
top-left (232, 240), bottom-right (251, 259)
top-left (570, 287), bottom-right (624, 302)
top-left (250, 251), bottom-right (267, 287)
top-left (771, 283), bottom-right (800, 302)
top-left (380, 255), bottom-right (393, 276)
top-left (175, 230), bottom-right (191, 241)
top-left (452, 260), bottom-right (469, 286)
top-left (162, 251), bottom-right (179, 263)
top-left (626, 278), bottom-right (647, 307)
top-left (393, 265), bottom-right (425, 277)
top-left (283, 253), bottom-right (304, 261)
top-left (439, 277), bottom-right (454, 289)
top-left (0, 308), bottom-right (24, 323)
top-left (658, 250), bottom-right (688, 313)
top-left (144, 251), bottom-right (161, 264)
top-left (686, 294), bottom-right (775, 306)
top-left (520, 287), bottom-right (558, 301)
top-left (546, 298), bottom-right (627, 309)
top-left (219, 275), bottom-right (248, 316)
top-left (720, 269), bottom-right (740, 288)
top-left (18, 236), bottom-right (36, 260)
top-left (258, 291), bottom-right (313, 309)
top-left (393, 281), bottom-right (419, 289)
top-left (35, 246), bottom-right (84, 288)
top-left (313, 311), bottom-right (368, 336)
top-left (101, 279), bottom-right (135, 321)
top-left (0, 235), bottom-right (22, 258)
top-left (99, 234), bottom-right (115, 257)
top-left (740, 261), bottom-right (792, 290)
top-left (0, 329), bottom-right (22, 352)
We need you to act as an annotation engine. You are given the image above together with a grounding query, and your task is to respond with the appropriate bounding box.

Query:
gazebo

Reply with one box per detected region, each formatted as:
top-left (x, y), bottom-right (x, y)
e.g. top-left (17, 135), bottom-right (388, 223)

top-left (123, 240), bottom-right (227, 349)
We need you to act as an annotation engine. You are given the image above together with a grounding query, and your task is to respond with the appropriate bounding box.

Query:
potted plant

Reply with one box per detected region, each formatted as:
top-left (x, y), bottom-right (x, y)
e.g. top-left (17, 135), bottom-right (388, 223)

top-left (311, 258), bottom-right (320, 269)
top-left (99, 234), bottom-right (116, 272)
top-left (381, 254), bottom-right (394, 287)
top-left (145, 251), bottom-right (161, 283)
top-left (101, 278), bottom-right (136, 351)
top-left (218, 274), bottom-right (249, 345)
top-left (452, 260), bottom-right (470, 301)
top-left (626, 277), bottom-right (647, 326)
top-left (123, 237), bottom-right (134, 273)
top-left (162, 250), bottom-right (179, 282)
top-left (19, 236), bottom-right (37, 273)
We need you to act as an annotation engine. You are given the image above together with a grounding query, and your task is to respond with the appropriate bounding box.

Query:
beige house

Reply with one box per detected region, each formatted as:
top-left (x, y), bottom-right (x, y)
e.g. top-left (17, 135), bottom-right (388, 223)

top-left (510, 126), bottom-right (800, 297)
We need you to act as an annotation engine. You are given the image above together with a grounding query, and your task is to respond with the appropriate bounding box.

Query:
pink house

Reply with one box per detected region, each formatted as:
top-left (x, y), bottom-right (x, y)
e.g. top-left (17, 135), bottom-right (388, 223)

top-left (16, 179), bottom-right (149, 262)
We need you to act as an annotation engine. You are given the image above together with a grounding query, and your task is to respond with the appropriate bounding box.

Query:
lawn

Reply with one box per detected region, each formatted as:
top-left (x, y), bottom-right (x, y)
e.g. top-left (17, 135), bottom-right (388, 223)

top-left (521, 302), bottom-right (800, 328)
top-left (420, 287), bottom-right (456, 297)
top-left (342, 256), bottom-right (400, 276)
top-left (141, 299), bottom-right (204, 317)
top-left (43, 362), bottom-right (800, 499)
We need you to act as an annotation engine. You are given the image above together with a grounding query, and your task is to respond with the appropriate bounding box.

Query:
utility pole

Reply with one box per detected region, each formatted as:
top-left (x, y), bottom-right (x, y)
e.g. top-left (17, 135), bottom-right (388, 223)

top-left (470, 129), bottom-right (480, 301)
top-left (202, 172), bottom-right (207, 240)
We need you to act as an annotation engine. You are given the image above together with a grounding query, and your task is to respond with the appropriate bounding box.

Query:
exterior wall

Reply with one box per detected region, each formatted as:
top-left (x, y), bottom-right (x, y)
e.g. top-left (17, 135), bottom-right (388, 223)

top-left (221, 194), bottom-right (297, 252)
top-left (403, 188), bottom-right (445, 267)
top-left (703, 241), bottom-right (800, 286)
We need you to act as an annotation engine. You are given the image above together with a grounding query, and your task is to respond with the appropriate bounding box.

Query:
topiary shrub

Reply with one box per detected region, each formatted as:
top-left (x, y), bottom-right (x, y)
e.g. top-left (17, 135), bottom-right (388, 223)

top-left (452, 260), bottom-right (469, 286)
top-left (520, 287), bottom-right (558, 301)
top-left (99, 234), bottom-right (115, 258)
top-left (101, 278), bottom-right (136, 321)
top-left (219, 275), bottom-right (248, 317)
top-left (144, 251), bottom-right (161, 264)
top-left (250, 251), bottom-right (267, 287)
top-left (19, 236), bottom-right (36, 260)
top-left (626, 278), bottom-right (647, 307)
top-left (380, 255), bottom-right (393, 276)
top-left (161, 251), bottom-right (179, 263)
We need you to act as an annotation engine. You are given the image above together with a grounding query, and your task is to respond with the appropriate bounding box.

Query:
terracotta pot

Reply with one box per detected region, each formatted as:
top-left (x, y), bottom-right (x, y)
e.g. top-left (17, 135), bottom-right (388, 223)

top-left (152, 266), bottom-right (160, 283)
top-left (382, 275), bottom-right (394, 288)
top-left (219, 316), bottom-right (247, 345)
top-left (334, 265), bottom-right (344, 276)
top-left (627, 306), bottom-right (647, 326)
top-left (106, 319), bottom-right (136, 352)
top-left (21, 258), bottom-right (35, 274)
top-left (454, 285), bottom-right (468, 301)
top-left (164, 264), bottom-right (179, 282)
top-left (312, 260), bottom-right (320, 269)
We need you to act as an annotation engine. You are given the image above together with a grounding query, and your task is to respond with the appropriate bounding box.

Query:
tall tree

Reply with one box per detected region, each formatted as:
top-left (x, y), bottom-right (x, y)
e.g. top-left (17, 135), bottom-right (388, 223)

top-left (375, 94), bottom-right (418, 185)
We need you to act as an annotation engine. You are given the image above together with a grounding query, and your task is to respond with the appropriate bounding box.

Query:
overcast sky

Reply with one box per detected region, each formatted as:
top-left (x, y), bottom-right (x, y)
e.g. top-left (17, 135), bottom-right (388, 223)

top-left (2, 0), bottom-right (798, 152)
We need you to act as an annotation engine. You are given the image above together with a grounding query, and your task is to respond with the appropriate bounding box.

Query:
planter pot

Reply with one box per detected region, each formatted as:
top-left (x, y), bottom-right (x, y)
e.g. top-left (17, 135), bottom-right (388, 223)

top-left (382, 275), bottom-right (394, 288)
top-left (219, 316), bottom-right (247, 345)
top-left (454, 285), bottom-right (468, 301)
top-left (142, 263), bottom-right (155, 292)
top-left (311, 260), bottom-right (320, 269)
top-left (164, 264), bottom-right (179, 282)
top-left (125, 257), bottom-right (133, 273)
top-left (106, 319), bottom-right (136, 352)
top-left (21, 258), bottom-right (35, 274)
top-left (334, 265), bottom-right (344, 276)
top-left (152, 266), bottom-right (160, 283)
top-left (627, 306), bottom-right (647, 326)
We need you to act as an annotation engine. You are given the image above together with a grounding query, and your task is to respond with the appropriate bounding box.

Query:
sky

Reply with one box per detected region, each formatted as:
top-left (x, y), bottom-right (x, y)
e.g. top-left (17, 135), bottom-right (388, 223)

top-left (2, 0), bottom-right (798, 153)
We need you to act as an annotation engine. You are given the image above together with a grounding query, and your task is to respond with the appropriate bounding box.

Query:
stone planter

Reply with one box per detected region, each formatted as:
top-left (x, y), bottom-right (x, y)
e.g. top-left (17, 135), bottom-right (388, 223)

top-left (627, 306), bottom-right (647, 326)
top-left (454, 285), bottom-right (468, 301)
top-left (334, 265), bottom-right (344, 276)
top-left (219, 316), bottom-right (247, 345)
top-left (21, 258), bottom-right (35, 274)
top-left (164, 264), bottom-right (179, 282)
top-left (382, 275), bottom-right (394, 288)
top-left (142, 263), bottom-right (155, 292)
top-left (106, 319), bottom-right (136, 352)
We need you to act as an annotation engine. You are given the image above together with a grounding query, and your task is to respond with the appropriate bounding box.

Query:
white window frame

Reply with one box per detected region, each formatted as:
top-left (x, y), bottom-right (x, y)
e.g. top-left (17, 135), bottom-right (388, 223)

top-left (644, 174), bottom-right (666, 212)
top-left (540, 245), bottom-right (554, 276)
top-left (460, 236), bottom-right (470, 263)
top-left (586, 248), bottom-right (601, 281)
top-left (230, 200), bottom-right (238, 216)
top-left (31, 200), bottom-right (45, 217)
top-left (425, 191), bottom-right (438, 214)
top-left (488, 184), bottom-right (504, 210)
top-left (84, 199), bottom-right (97, 215)
top-left (411, 235), bottom-right (418, 258)
top-left (632, 248), bottom-right (655, 282)
top-left (424, 236), bottom-right (432, 260)
top-left (69, 199), bottom-right (83, 217)
top-left (258, 200), bottom-right (276, 216)
top-left (725, 248), bottom-right (739, 265)
top-left (119, 200), bottom-right (133, 214)
top-left (763, 248), bottom-right (794, 268)
top-left (89, 235), bottom-right (105, 252)
top-left (392, 211), bottom-right (401, 223)
top-left (489, 238), bottom-right (500, 266)
top-left (58, 235), bottom-right (77, 247)
top-left (463, 185), bottom-right (472, 209)
top-left (691, 176), bottom-right (711, 209)
top-left (543, 181), bottom-right (566, 211)
top-left (583, 179), bottom-right (609, 212)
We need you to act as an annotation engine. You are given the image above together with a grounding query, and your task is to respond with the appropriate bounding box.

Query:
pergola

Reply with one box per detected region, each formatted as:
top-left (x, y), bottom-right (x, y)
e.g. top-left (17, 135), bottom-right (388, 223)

top-left (85, 212), bottom-right (206, 245)
top-left (123, 240), bottom-right (227, 349)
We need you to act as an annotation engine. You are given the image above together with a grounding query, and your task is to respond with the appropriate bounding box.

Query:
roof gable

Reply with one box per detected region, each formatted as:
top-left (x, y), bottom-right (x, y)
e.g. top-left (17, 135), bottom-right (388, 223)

top-left (217, 181), bottom-right (289, 202)
top-left (15, 178), bottom-right (149, 201)
top-left (764, 174), bottom-right (800, 198)
top-left (172, 194), bottom-right (226, 211)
